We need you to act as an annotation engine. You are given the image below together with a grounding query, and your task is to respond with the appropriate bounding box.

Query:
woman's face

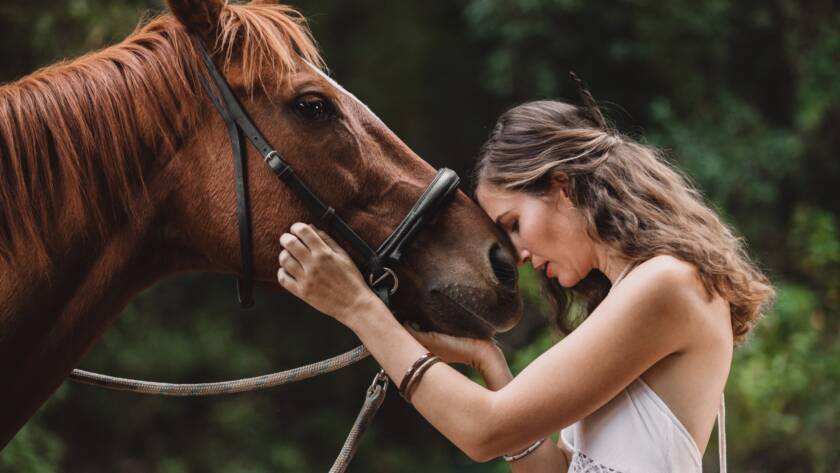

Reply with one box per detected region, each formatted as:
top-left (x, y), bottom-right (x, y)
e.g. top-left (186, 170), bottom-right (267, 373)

top-left (476, 180), bottom-right (596, 287)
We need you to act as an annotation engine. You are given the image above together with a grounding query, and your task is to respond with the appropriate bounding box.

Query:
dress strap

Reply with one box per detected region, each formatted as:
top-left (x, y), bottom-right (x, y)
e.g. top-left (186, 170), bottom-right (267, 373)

top-left (718, 392), bottom-right (727, 472)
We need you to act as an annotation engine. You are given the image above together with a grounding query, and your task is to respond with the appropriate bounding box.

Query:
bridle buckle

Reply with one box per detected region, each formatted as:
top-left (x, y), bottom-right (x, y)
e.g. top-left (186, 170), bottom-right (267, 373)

top-left (263, 149), bottom-right (281, 163)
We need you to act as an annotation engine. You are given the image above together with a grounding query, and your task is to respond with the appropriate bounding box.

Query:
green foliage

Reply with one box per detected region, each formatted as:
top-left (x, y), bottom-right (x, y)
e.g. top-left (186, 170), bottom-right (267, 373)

top-left (0, 423), bottom-right (63, 473)
top-left (729, 281), bottom-right (840, 471)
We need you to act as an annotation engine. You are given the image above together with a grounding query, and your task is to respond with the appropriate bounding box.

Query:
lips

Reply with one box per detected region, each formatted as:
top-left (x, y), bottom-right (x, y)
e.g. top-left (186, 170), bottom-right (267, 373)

top-left (534, 261), bottom-right (555, 279)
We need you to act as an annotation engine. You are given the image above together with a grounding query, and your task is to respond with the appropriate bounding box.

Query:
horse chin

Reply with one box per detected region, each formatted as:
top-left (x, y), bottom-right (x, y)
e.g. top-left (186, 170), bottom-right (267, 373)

top-left (406, 289), bottom-right (517, 339)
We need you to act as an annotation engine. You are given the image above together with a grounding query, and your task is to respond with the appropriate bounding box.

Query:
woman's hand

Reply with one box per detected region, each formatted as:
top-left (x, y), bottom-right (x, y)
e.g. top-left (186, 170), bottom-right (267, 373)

top-left (405, 326), bottom-right (513, 390)
top-left (404, 325), bottom-right (498, 369)
top-left (276, 222), bottom-right (378, 324)
top-left (277, 222), bottom-right (514, 389)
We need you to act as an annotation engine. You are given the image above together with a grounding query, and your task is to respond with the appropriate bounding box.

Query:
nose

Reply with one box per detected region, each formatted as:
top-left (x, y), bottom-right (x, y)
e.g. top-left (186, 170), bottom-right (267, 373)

top-left (530, 255), bottom-right (547, 270)
top-left (518, 248), bottom-right (531, 265)
top-left (489, 243), bottom-right (518, 291)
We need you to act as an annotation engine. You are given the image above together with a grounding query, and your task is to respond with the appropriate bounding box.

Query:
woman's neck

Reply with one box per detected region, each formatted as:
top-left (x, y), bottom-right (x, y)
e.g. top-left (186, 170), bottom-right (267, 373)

top-left (593, 244), bottom-right (632, 285)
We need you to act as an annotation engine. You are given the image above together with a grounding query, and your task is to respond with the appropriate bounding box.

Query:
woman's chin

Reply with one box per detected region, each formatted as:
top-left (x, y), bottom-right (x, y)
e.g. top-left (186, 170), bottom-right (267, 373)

top-left (556, 273), bottom-right (581, 289)
top-left (545, 269), bottom-right (573, 288)
top-left (548, 273), bottom-right (565, 287)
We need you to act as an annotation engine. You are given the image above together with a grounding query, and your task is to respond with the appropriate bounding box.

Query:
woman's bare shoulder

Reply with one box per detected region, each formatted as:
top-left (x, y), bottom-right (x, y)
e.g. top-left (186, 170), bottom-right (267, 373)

top-left (632, 255), bottom-right (706, 298)
top-left (633, 254), bottom-right (696, 279)
top-left (633, 255), bottom-right (731, 347)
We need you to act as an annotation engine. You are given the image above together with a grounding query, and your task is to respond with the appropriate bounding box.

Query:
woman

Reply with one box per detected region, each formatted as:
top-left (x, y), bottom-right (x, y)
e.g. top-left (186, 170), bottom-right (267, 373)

top-left (275, 84), bottom-right (775, 471)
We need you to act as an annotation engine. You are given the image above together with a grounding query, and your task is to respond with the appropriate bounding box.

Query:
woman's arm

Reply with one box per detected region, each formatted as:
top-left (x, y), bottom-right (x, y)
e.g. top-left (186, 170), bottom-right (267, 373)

top-left (466, 341), bottom-right (570, 472)
top-left (344, 297), bottom-right (501, 461)
top-left (278, 224), bottom-right (694, 462)
top-left (401, 327), bottom-right (569, 470)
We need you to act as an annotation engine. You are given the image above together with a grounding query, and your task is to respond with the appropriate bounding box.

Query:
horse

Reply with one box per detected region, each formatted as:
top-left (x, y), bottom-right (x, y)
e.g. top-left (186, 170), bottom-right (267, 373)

top-left (0, 0), bottom-right (523, 448)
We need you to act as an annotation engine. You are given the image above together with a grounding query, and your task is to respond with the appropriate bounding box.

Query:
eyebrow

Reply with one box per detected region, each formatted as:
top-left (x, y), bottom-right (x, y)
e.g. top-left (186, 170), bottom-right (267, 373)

top-left (494, 210), bottom-right (511, 227)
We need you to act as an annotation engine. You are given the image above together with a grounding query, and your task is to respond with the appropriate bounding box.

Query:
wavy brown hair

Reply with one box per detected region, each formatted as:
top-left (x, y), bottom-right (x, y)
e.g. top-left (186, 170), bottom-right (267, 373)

top-left (474, 99), bottom-right (776, 346)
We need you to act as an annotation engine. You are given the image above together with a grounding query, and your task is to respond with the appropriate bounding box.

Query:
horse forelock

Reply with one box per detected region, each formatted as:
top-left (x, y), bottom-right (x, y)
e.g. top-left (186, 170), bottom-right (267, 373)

top-left (218, 4), bottom-right (325, 92)
top-left (0, 3), bottom-right (323, 269)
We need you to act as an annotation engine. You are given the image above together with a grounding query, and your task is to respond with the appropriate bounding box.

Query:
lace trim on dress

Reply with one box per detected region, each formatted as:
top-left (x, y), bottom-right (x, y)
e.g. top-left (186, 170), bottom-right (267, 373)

top-left (568, 450), bottom-right (624, 473)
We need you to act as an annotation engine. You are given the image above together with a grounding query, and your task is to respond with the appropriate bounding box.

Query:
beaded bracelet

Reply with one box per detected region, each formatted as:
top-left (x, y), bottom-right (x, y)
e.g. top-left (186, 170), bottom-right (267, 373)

top-left (502, 438), bottom-right (546, 462)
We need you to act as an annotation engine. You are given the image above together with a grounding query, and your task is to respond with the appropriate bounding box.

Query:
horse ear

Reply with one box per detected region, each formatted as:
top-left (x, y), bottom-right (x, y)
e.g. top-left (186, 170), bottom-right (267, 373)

top-left (166, 0), bottom-right (224, 41)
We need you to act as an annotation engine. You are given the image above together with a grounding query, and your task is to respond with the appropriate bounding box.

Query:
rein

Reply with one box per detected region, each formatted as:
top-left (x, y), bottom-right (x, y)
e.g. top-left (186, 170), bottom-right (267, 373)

top-left (68, 39), bottom-right (462, 472)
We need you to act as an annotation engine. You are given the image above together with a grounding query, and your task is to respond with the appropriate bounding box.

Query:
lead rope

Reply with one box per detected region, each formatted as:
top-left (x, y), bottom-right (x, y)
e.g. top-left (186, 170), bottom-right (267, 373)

top-left (329, 369), bottom-right (388, 473)
top-left (69, 345), bottom-right (370, 395)
top-left (69, 344), bottom-right (386, 473)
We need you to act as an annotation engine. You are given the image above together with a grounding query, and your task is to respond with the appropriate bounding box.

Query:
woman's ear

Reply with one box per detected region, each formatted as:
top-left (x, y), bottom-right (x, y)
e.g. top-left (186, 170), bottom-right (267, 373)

top-left (166, 0), bottom-right (224, 43)
top-left (548, 173), bottom-right (572, 209)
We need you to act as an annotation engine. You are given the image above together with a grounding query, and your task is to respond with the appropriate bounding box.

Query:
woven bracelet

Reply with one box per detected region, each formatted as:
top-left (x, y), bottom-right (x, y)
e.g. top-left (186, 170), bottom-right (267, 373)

top-left (403, 356), bottom-right (440, 404)
top-left (398, 352), bottom-right (434, 399)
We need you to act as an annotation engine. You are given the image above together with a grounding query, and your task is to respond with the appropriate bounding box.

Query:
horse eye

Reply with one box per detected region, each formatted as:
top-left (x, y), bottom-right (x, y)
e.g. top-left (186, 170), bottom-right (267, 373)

top-left (293, 94), bottom-right (335, 121)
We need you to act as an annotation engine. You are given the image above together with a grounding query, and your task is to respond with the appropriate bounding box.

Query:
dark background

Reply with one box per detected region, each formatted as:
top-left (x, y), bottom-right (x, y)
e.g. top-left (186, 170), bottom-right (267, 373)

top-left (1, 1), bottom-right (838, 472)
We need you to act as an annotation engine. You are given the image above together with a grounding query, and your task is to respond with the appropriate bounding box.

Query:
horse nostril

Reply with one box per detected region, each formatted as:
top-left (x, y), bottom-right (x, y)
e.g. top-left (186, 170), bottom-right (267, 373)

top-left (489, 243), bottom-right (518, 291)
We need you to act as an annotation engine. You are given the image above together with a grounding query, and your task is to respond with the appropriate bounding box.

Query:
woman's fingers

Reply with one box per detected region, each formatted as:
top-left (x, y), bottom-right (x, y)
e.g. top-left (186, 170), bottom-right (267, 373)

top-left (290, 222), bottom-right (355, 265)
top-left (405, 325), bottom-right (479, 365)
top-left (278, 249), bottom-right (304, 278)
top-left (314, 228), bottom-right (343, 253)
top-left (290, 222), bottom-right (330, 254)
top-left (279, 231), bottom-right (310, 261)
top-left (275, 222), bottom-right (372, 322)
top-left (276, 267), bottom-right (301, 295)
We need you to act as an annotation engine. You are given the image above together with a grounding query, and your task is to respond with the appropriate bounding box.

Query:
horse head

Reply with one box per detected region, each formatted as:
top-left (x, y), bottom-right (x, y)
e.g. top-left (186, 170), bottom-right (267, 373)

top-left (164, 0), bottom-right (523, 337)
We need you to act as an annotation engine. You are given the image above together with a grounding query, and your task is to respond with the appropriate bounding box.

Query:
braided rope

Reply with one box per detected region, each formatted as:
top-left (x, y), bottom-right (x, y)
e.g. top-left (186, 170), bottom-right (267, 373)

top-left (329, 370), bottom-right (389, 473)
top-left (69, 344), bottom-right (370, 396)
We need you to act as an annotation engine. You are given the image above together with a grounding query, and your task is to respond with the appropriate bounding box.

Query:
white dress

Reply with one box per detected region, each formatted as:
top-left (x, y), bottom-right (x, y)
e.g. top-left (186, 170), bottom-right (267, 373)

top-left (559, 265), bottom-right (728, 473)
top-left (560, 377), bottom-right (726, 472)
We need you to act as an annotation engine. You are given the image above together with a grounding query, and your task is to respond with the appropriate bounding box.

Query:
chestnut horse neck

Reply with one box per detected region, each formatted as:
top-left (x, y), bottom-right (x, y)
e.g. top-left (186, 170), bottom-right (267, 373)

top-left (0, 7), bottom-right (325, 448)
top-left (0, 7), bottom-right (323, 272)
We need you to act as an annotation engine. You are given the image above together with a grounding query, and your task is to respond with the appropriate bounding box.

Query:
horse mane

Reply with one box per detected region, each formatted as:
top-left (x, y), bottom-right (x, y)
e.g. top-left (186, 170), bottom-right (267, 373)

top-left (0, 3), bottom-right (323, 268)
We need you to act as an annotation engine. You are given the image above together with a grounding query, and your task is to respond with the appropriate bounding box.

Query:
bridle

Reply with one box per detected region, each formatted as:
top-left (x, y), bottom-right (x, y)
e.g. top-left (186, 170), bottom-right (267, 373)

top-left (192, 43), bottom-right (460, 309)
top-left (69, 40), bottom-right (462, 472)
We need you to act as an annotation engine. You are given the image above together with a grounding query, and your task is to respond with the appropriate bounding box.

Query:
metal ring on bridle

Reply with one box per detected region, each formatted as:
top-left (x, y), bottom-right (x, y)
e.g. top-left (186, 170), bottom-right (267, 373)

top-left (368, 267), bottom-right (399, 296)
